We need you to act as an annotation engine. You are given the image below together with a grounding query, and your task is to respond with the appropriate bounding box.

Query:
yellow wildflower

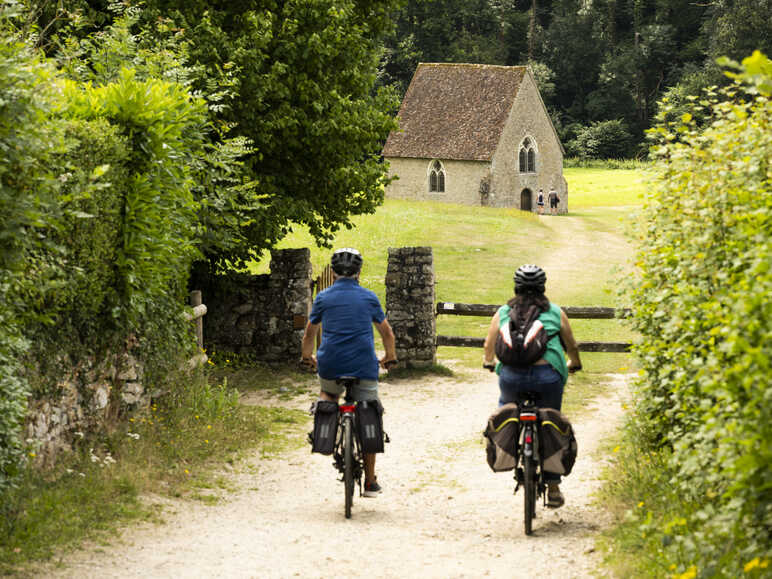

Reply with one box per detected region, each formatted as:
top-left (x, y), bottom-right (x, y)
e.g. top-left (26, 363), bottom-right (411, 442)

top-left (674, 565), bottom-right (697, 579)
top-left (744, 558), bottom-right (769, 572)
top-left (613, 445), bottom-right (621, 453)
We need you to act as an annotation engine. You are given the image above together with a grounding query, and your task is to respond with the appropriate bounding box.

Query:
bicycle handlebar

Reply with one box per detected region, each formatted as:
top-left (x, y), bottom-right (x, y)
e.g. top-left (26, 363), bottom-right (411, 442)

top-left (299, 358), bottom-right (316, 372)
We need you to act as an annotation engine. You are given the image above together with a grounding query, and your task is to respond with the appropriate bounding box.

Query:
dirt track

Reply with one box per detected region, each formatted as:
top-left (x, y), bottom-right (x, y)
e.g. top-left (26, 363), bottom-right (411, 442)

top-left (48, 370), bottom-right (629, 578)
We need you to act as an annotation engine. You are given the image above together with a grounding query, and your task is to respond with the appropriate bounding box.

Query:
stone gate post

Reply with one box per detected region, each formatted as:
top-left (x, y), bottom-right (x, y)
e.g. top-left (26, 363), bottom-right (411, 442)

top-left (385, 247), bottom-right (436, 367)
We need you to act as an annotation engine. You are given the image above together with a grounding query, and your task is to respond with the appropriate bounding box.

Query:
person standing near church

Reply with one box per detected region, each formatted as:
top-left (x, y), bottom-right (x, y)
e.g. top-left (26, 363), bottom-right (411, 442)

top-left (548, 187), bottom-right (559, 215)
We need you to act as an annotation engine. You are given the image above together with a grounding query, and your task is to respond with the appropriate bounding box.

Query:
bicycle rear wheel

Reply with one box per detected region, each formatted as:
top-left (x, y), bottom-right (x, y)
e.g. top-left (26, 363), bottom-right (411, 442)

top-left (523, 455), bottom-right (536, 535)
top-left (343, 417), bottom-right (354, 519)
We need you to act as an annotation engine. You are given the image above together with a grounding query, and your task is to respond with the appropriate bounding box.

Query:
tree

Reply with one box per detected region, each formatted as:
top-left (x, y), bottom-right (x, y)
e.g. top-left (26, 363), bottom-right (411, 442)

top-left (133, 1), bottom-right (403, 273)
top-left (542, 0), bottom-right (603, 120)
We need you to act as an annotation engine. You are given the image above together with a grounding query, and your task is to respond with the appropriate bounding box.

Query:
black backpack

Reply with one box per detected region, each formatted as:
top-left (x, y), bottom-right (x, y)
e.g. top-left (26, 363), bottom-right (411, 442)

top-left (495, 305), bottom-right (556, 367)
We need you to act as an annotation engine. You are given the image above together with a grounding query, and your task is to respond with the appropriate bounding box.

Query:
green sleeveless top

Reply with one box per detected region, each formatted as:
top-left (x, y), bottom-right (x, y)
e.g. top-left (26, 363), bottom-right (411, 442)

top-left (496, 302), bottom-right (567, 383)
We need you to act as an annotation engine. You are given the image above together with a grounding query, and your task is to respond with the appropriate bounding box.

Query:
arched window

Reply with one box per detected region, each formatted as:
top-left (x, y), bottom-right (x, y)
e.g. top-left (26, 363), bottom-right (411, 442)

top-left (428, 160), bottom-right (446, 192)
top-left (518, 137), bottom-right (537, 173)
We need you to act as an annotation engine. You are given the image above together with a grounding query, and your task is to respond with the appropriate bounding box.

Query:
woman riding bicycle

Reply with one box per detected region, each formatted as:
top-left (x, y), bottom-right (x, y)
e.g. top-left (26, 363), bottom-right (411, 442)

top-left (482, 264), bottom-right (582, 508)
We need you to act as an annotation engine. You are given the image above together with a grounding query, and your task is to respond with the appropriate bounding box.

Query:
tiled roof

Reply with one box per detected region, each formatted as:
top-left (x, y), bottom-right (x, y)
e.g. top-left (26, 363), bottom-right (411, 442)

top-left (382, 63), bottom-right (526, 161)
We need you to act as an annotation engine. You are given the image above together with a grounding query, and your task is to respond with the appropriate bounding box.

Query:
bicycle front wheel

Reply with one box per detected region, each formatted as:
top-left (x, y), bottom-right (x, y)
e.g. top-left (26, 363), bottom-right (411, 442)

top-left (343, 417), bottom-right (354, 519)
top-left (523, 455), bottom-right (536, 535)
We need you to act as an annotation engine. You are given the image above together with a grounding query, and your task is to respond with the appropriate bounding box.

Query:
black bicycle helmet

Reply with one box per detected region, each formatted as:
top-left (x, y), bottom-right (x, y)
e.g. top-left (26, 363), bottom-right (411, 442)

top-left (331, 248), bottom-right (363, 277)
top-left (514, 264), bottom-right (546, 294)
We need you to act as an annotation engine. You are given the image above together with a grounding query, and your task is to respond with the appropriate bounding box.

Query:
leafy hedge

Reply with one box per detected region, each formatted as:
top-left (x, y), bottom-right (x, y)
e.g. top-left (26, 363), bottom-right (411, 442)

top-left (628, 52), bottom-right (771, 574)
top-left (0, 18), bottom-right (63, 496)
top-left (0, 10), bottom-right (210, 496)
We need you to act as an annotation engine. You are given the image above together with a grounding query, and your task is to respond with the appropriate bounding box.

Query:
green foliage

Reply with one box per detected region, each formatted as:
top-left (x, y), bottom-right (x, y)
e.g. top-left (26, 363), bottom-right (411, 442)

top-left (567, 119), bottom-right (635, 159)
top-left (626, 51), bottom-right (772, 574)
top-left (1, 6), bottom-right (214, 494)
top-left (0, 12), bottom-right (64, 496)
top-left (63, 70), bottom-right (206, 321)
top-left (134, 0), bottom-right (402, 272)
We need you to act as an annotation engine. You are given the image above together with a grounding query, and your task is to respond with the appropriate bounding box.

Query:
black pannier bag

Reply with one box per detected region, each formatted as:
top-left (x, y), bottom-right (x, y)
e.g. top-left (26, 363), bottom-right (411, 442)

top-left (310, 400), bottom-right (339, 455)
top-left (538, 408), bottom-right (578, 476)
top-left (355, 399), bottom-right (385, 453)
top-left (483, 403), bottom-right (520, 472)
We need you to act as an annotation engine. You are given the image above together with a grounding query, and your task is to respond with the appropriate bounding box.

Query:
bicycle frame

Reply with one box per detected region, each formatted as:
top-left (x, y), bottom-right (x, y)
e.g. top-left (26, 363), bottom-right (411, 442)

top-left (514, 396), bottom-right (546, 535)
top-left (333, 404), bottom-right (363, 482)
top-left (332, 382), bottom-right (364, 518)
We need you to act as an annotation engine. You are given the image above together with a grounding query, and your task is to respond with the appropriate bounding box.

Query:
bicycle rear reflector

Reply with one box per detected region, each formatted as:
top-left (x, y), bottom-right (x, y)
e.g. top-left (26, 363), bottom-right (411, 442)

top-left (520, 413), bottom-right (538, 422)
top-left (340, 405), bottom-right (356, 414)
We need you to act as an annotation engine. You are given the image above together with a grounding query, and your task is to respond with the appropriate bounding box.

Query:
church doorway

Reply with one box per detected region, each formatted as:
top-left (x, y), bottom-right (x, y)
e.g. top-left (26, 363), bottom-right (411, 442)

top-left (520, 188), bottom-right (532, 211)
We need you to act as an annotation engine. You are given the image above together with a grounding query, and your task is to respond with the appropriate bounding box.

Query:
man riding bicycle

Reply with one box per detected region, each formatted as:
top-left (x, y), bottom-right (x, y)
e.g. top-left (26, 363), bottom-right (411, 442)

top-left (482, 264), bottom-right (582, 508)
top-left (300, 248), bottom-right (397, 497)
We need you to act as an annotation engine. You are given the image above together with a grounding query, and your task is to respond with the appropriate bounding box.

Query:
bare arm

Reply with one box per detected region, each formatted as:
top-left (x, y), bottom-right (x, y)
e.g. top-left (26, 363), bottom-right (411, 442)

top-left (300, 321), bottom-right (320, 368)
top-left (559, 309), bottom-right (582, 372)
top-left (483, 312), bottom-right (500, 366)
top-left (375, 318), bottom-right (397, 368)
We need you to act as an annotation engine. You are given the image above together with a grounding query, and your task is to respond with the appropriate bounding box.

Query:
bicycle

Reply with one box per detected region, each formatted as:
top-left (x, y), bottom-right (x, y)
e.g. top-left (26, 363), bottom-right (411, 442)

top-left (484, 363), bottom-right (581, 535)
top-left (302, 358), bottom-right (396, 519)
top-left (332, 376), bottom-right (364, 519)
top-left (513, 391), bottom-right (544, 535)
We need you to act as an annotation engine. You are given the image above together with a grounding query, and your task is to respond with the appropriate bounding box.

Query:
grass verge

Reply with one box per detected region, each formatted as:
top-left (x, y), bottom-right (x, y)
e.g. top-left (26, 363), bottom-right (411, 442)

top-left (596, 418), bottom-right (698, 578)
top-left (0, 369), bottom-right (306, 575)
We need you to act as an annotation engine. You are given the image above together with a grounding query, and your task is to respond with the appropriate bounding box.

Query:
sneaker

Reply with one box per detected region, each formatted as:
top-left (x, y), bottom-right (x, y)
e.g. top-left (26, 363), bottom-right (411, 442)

top-left (547, 484), bottom-right (565, 508)
top-left (363, 479), bottom-right (382, 497)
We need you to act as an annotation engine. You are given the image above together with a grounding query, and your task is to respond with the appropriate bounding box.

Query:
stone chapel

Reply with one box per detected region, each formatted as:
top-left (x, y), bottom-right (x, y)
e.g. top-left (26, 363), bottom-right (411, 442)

top-left (382, 63), bottom-right (567, 213)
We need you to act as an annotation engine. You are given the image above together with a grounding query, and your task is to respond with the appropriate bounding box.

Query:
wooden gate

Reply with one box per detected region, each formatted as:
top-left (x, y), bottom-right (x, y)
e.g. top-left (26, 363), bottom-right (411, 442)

top-left (310, 264), bottom-right (335, 348)
top-left (435, 302), bottom-right (631, 352)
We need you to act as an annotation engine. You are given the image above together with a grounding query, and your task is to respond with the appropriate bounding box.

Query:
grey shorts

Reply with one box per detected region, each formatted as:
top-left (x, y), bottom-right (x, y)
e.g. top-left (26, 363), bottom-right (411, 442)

top-left (319, 377), bottom-right (379, 401)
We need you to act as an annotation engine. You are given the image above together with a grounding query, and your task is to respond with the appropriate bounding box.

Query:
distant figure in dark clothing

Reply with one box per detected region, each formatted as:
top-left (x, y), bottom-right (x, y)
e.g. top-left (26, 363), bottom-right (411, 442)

top-left (548, 188), bottom-right (559, 215)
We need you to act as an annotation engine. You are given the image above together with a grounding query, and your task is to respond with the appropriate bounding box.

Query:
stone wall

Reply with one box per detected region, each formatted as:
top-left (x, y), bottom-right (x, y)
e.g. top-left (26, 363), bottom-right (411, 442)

top-left (202, 248), bottom-right (313, 362)
top-left (26, 343), bottom-right (147, 466)
top-left (385, 247), bottom-right (436, 367)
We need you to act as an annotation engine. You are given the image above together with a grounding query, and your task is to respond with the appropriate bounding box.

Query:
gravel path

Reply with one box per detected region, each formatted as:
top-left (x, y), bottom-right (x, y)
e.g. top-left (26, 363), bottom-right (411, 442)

top-left (49, 370), bottom-right (630, 578)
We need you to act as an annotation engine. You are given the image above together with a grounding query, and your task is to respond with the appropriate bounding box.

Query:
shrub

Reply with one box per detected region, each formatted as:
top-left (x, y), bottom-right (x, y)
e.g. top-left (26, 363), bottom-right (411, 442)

top-left (567, 119), bottom-right (635, 159)
top-left (627, 51), bottom-right (772, 574)
top-left (0, 16), bottom-right (65, 496)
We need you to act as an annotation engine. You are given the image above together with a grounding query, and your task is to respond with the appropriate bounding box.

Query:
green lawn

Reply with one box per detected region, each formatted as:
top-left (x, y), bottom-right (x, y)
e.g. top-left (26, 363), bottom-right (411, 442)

top-left (564, 167), bottom-right (649, 209)
top-left (249, 167), bottom-right (646, 371)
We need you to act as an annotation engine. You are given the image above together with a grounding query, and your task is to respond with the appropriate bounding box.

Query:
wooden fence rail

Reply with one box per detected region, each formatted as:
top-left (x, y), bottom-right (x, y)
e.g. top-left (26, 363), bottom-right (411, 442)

top-left (183, 290), bottom-right (208, 366)
top-left (435, 302), bottom-right (632, 353)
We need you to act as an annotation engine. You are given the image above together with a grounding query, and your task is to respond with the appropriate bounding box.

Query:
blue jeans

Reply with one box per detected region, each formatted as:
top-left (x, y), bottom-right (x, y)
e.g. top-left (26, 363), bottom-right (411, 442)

top-left (498, 364), bottom-right (565, 483)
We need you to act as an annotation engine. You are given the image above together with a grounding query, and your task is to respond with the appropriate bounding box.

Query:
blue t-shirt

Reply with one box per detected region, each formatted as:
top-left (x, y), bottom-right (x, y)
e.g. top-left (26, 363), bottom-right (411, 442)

top-left (309, 277), bottom-right (386, 381)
